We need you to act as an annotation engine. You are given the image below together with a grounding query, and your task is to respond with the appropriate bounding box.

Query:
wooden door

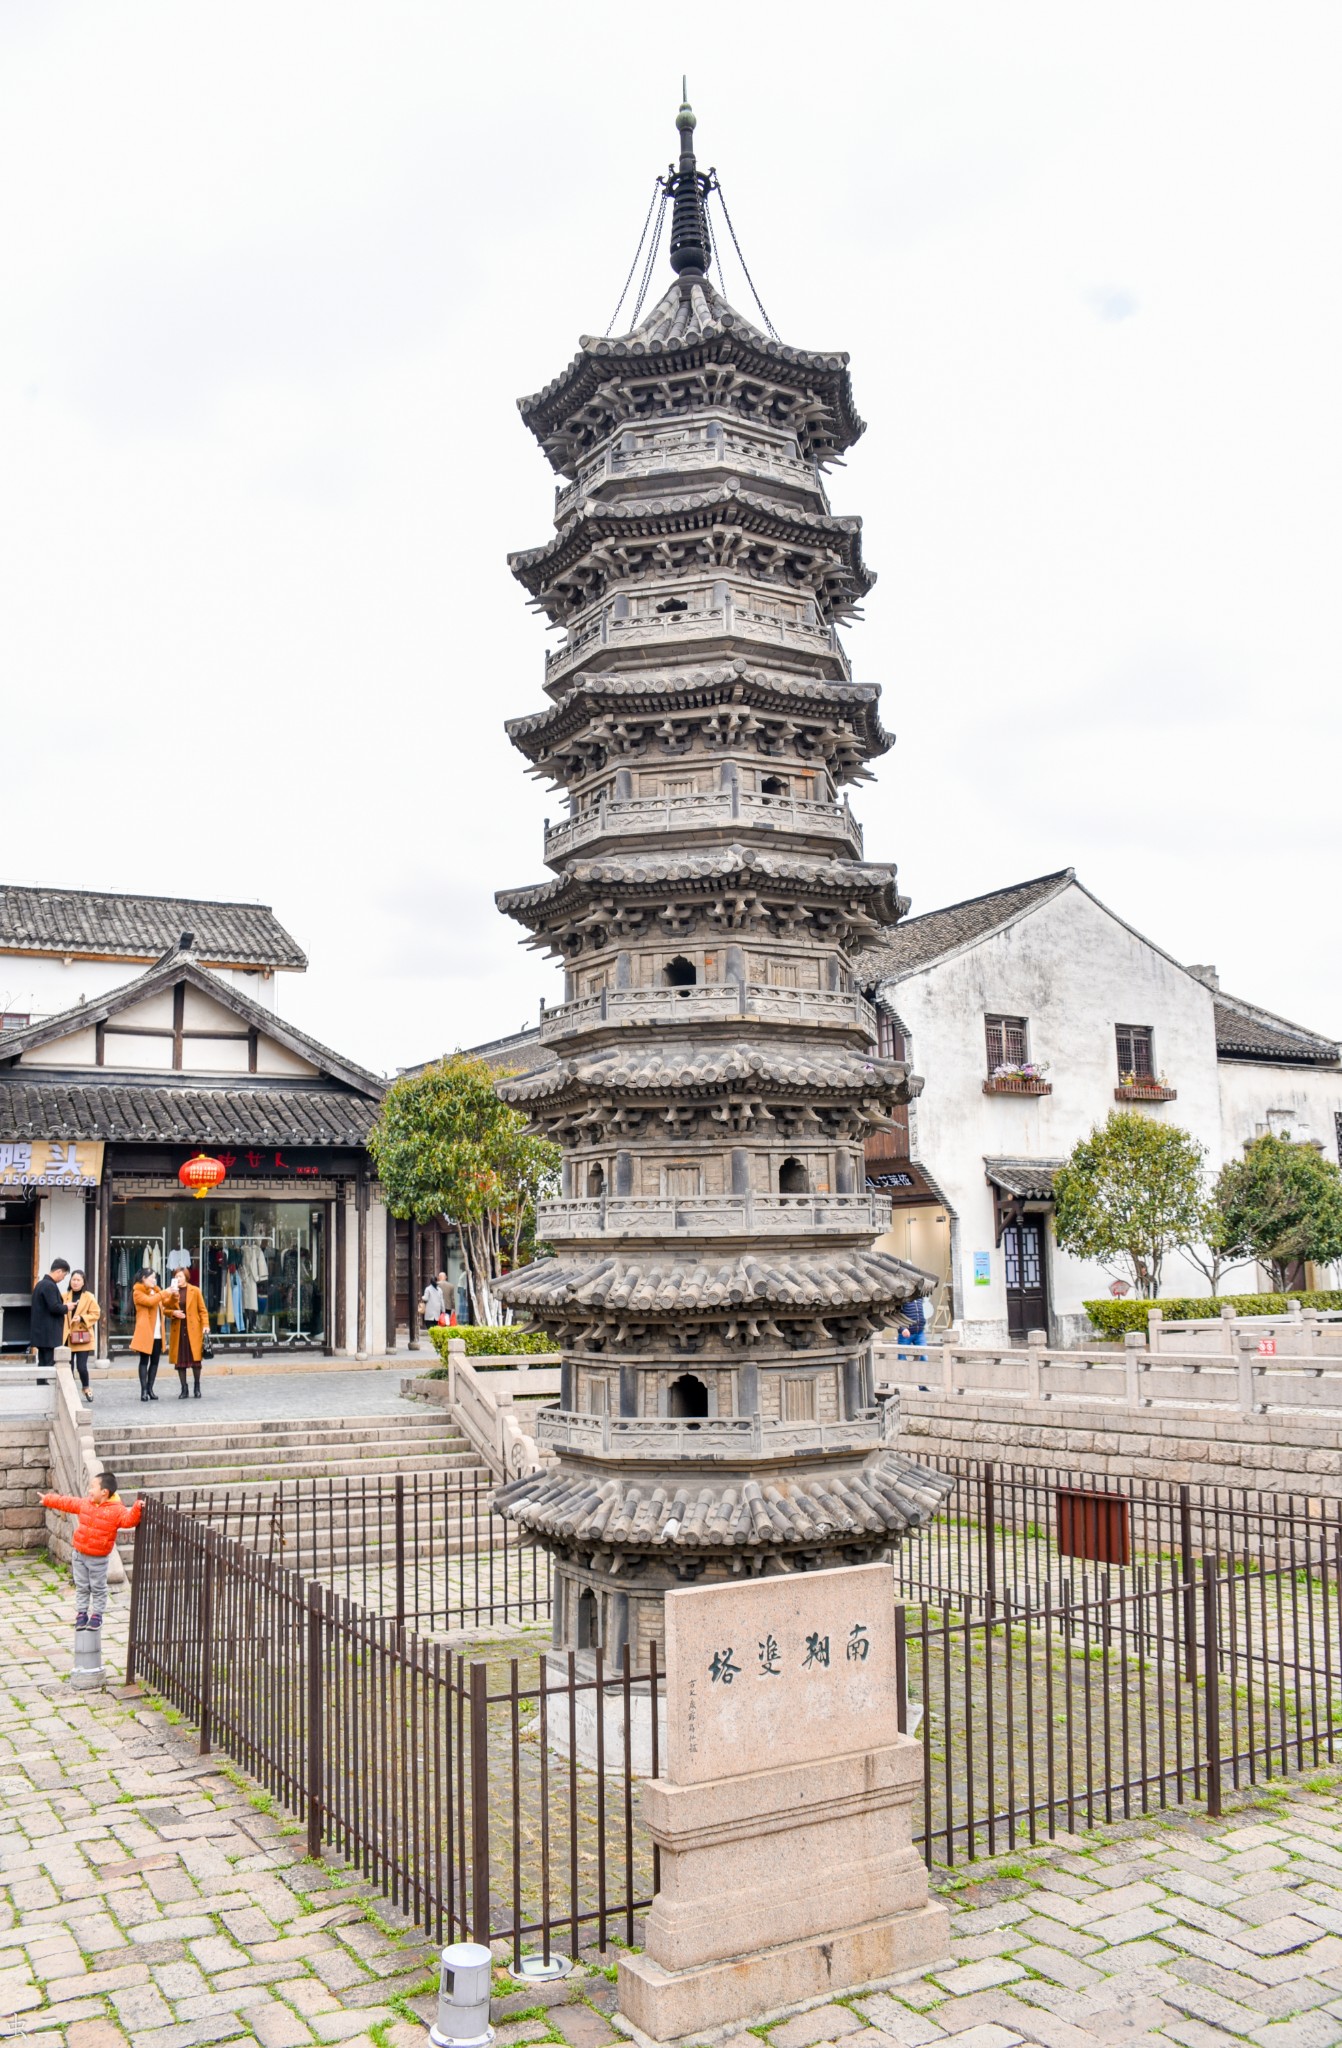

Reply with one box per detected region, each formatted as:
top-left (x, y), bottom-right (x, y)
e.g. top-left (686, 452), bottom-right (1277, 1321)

top-left (1003, 1221), bottom-right (1049, 1340)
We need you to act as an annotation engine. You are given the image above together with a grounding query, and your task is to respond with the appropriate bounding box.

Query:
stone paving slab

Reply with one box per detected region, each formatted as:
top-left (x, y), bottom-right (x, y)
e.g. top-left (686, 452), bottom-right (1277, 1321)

top-left (5, 1551), bottom-right (1342, 2048)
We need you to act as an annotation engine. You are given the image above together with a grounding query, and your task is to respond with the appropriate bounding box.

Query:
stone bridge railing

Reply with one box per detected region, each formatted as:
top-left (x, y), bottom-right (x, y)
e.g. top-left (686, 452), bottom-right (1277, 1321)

top-left (873, 1308), bottom-right (1342, 1420)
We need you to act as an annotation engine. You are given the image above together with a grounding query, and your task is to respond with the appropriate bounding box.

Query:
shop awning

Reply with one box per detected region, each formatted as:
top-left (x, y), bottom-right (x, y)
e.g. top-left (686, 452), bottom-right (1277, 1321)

top-left (984, 1156), bottom-right (1064, 1202)
top-left (865, 1158), bottom-right (951, 1206)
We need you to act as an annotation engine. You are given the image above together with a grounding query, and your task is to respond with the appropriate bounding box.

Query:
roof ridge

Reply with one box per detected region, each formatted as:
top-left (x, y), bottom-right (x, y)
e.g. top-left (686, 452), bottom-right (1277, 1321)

top-left (894, 869), bottom-right (1074, 930)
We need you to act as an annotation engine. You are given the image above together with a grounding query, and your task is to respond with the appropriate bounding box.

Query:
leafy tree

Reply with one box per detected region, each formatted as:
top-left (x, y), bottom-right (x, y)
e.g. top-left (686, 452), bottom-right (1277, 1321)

top-left (368, 1054), bottom-right (560, 1326)
top-left (1212, 1134), bottom-right (1342, 1291)
top-left (1179, 1192), bottom-right (1253, 1297)
top-left (1053, 1111), bottom-right (1207, 1299)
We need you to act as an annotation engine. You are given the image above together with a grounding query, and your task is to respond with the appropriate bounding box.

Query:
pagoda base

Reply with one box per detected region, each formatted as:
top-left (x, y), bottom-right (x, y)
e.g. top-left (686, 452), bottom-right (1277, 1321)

top-left (544, 1650), bottom-right (666, 1777)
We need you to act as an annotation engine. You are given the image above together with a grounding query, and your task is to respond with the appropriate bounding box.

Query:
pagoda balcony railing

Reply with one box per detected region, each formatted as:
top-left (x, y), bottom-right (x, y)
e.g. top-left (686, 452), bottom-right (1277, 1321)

top-left (536, 1191), bottom-right (893, 1240)
top-left (538, 981), bottom-right (878, 1044)
top-left (554, 433), bottom-right (821, 519)
top-left (544, 788), bottom-right (862, 862)
top-left (543, 598), bottom-right (849, 686)
top-left (536, 1399), bottom-right (900, 1461)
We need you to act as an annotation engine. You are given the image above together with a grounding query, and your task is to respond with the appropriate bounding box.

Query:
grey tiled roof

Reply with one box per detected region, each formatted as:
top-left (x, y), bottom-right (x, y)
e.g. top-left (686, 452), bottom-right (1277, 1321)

top-left (1213, 994), bottom-right (1339, 1066)
top-left (500, 1042), bottom-right (908, 1107)
top-left (984, 1157), bottom-right (1065, 1200)
top-left (495, 1449), bottom-right (953, 1553)
top-left (498, 1247), bottom-right (931, 1318)
top-left (0, 1074), bottom-right (377, 1146)
top-left (498, 846), bottom-right (901, 925)
top-left (0, 885), bottom-right (306, 969)
top-left (518, 277), bottom-right (865, 472)
top-left (858, 871), bottom-right (1074, 983)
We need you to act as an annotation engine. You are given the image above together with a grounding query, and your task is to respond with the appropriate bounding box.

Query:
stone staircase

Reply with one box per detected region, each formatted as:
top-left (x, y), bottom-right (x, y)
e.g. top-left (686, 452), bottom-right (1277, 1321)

top-left (95, 1412), bottom-right (499, 1575)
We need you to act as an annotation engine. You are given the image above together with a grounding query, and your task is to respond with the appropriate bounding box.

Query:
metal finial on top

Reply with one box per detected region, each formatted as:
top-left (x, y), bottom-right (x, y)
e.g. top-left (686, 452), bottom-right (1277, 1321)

top-left (667, 89), bottom-right (711, 278)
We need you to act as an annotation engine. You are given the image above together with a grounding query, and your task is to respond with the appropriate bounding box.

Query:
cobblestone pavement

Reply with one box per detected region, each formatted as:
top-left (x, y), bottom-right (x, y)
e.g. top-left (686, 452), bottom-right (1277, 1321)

top-left (5, 1554), bottom-right (1342, 2048)
top-left (84, 1369), bottom-right (422, 1428)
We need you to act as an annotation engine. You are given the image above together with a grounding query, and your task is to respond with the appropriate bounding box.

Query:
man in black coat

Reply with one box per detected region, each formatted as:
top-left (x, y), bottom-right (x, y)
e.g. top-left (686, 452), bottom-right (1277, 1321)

top-left (30, 1258), bottom-right (70, 1369)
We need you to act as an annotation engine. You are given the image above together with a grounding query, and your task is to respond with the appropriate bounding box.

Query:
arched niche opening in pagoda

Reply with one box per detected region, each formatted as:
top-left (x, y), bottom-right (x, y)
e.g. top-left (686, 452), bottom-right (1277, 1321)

top-left (586, 1162), bottom-right (606, 1197)
top-left (668, 1372), bottom-right (710, 1419)
top-left (760, 773), bottom-right (788, 799)
top-left (576, 1587), bottom-right (599, 1650)
top-left (779, 1156), bottom-right (810, 1195)
top-left (663, 955), bottom-right (697, 987)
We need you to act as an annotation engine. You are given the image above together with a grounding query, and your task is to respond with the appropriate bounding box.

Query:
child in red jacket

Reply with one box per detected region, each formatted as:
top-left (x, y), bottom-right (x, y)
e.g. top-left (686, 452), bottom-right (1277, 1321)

top-left (41, 1470), bottom-right (142, 1630)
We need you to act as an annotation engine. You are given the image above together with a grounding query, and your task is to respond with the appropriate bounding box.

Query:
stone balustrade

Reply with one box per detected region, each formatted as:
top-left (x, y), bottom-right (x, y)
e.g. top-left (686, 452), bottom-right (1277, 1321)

top-left (872, 1324), bottom-right (1342, 1419)
top-left (538, 980), bottom-right (878, 1044)
top-left (543, 597), bottom-right (848, 686)
top-left (544, 788), bottom-right (862, 862)
top-left (554, 431), bottom-right (819, 519)
top-left (536, 1398), bottom-right (900, 1461)
top-left (538, 1190), bottom-right (893, 1239)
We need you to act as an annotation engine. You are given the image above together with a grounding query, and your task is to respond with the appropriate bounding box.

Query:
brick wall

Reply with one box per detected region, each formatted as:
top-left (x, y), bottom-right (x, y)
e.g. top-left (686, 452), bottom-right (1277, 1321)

top-left (898, 1392), bottom-right (1342, 1501)
top-left (0, 1422), bottom-right (50, 1553)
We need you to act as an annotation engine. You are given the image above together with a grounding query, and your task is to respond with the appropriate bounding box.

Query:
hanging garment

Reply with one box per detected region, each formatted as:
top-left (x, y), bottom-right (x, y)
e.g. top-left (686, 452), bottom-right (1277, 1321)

top-left (167, 1245), bottom-right (191, 1273)
top-left (240, 1241), bottom-right (268, 1314)
top-left (141, 1244), bottom-right (156, 1271)
top-left (115, 1246), bottom-right (131, 1290)
top-left (217, 1265), bottom-right (244, 1330)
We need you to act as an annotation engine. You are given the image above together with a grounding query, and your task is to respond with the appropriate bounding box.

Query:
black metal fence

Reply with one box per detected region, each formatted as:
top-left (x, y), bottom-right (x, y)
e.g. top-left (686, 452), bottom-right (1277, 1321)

top-left (157, 1470), bottom-right (552, 1634)
top-left (127, 1460), bottom-right (1342, 1931)
top-left (127, 1497), bottom-right (651, 1963)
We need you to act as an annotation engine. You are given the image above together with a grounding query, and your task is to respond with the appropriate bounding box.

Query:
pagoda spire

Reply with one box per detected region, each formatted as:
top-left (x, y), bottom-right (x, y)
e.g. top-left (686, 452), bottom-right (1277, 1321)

top-left (667, 84), bottom-right (712, 278)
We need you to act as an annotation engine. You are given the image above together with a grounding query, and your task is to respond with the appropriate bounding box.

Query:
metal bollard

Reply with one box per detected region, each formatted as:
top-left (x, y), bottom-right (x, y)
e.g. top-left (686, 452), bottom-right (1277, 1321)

top-left (428, 1942), bottom-right (493, 2048)
top-left (71, 1623), bottom-right (105, 1690)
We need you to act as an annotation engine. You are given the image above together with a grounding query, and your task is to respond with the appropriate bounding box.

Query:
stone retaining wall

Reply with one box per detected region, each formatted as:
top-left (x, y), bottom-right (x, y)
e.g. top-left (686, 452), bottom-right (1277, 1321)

top-left (898, 1391), bottom-right (1342, 1499)
top-left (0, 1421), bottom-right (50, 1553)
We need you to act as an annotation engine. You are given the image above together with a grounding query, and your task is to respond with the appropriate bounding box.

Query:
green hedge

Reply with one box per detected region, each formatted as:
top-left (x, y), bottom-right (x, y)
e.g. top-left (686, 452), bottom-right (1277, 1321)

top-left (426, 1324), bottom-right (555, 1363)
top-left (1084, 1290), bottom-right (1342, 1338)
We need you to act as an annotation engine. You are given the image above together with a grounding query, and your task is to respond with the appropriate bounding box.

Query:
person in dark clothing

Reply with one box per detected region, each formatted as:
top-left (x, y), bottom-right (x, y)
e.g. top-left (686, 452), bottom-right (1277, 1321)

top-left (30, 1259), bottom-right (70, 1369)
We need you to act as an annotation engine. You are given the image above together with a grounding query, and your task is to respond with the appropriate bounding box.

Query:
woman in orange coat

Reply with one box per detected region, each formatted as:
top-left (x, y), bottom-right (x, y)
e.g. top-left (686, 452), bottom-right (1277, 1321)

top-left (166, 1269), bottom-right (210, 1399)
top-left (130, 1271), bottom-right (177, 1403)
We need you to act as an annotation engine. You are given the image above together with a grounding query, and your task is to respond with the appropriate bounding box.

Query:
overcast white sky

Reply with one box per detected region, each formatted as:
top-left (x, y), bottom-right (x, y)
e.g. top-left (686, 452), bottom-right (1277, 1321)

top-left (2, 2), bottom-right (1339, 1074)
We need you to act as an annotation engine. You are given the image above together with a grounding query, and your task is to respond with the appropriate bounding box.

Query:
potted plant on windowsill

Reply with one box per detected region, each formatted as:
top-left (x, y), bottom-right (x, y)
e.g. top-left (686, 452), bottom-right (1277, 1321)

top-left (1114, 1070), bottom-right (1177, 1102)
top-left (984, 1061), bottom-right (1052, 1096)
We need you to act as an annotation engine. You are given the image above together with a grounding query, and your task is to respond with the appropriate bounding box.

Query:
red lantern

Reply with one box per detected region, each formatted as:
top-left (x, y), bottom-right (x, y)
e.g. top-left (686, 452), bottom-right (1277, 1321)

top-left (179, 1152), bottom-right (227, 1200)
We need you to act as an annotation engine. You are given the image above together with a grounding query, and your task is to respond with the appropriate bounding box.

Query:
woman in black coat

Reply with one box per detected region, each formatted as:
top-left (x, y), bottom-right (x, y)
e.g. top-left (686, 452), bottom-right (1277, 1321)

top-left (30, 1259), bottom-right (71, 1368)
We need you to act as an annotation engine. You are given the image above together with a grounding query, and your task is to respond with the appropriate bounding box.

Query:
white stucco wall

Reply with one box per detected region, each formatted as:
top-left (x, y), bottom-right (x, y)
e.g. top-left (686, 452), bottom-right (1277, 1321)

top-left (0, 953), bottom-right (286, 1024)
top-left (1217, 1058), bottom-right (1342, 1289)
top-left (883, 883), bottom-right (1225, 1344)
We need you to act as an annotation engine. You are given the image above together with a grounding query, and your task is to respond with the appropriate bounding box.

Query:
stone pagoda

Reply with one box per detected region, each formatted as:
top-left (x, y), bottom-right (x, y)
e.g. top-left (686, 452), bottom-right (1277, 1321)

top-left (494, 99), bottom-right (948, 1669)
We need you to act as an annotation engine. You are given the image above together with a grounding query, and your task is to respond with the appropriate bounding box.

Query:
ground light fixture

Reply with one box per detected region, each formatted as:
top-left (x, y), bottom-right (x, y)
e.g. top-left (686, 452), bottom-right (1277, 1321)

top-left (427, 1942), bottom-right (493, 2048)
top-left (508, 1951), bottom-right (572, 1983)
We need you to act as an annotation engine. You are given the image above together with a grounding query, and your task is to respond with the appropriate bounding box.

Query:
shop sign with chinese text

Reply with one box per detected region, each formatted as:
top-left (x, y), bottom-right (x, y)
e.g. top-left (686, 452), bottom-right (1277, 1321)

top-left (0, 1140), bottom-right (104, 1190)
top-left (170, 1146), bottom-right (333, 1182)
top-left (664, 1561), bottom-right (899, 1785)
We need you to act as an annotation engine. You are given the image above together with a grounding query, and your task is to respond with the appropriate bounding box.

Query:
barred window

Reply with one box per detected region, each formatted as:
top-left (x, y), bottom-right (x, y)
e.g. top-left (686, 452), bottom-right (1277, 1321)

top-left (985, 1015), bottom-right (1028, 1072)
top-left (1116, 1025), bottom-right (1154, 1078)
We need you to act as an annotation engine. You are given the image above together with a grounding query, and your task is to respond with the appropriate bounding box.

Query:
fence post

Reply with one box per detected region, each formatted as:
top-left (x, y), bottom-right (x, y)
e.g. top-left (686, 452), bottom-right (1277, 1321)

top-left (469, 1662), bottom-right (491, 1942)
top-left (1202, 1557), bottom-right (1222, 1818)
top-left (306, 1582), bottom-right (324, 1861)
top-left (894, 1605), bottom-right (908, 1734)
top-left (984, 1463), bottom-right (997, 1614)
top-left (1124, 1331), bottom-right (1143, 1407)
top-left (198, 1531), bottom-right (216, 1756)
top-left (1026, 1330), bottom-right (1044, 1401)
top-left (124, 1498), bottom-right (150, 1691)
top-left (1147, 1307), bottom-right (1162, 1355)
top-left (394, 1474), bottom-right (406, 1630)
top-left (1220, 1303), bottom-right (1236, 1357)
top-left (1237, 1332), bottom-right (1256, 1416)
top-left (1179, 1485), bottom-right (1195, 1682)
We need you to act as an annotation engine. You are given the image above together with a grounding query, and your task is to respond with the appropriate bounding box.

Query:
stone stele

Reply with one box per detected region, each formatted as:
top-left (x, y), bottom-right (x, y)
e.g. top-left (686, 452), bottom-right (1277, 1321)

top-left (617, 1562), bottom-right (950, 2041)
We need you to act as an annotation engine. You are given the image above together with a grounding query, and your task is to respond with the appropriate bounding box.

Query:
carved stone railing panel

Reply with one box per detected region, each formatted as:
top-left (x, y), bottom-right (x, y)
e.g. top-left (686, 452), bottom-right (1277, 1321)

top-left (537, 1192), bottom-right (893, 1239)
top-left (544, 600), bottom-right (849, 686)
top-left (536, 1400), bottom-right (899, 1460)
top-left (538, 982), bottom-right (877, 1044)
top-left (545, 789), bottom-right (862, 862)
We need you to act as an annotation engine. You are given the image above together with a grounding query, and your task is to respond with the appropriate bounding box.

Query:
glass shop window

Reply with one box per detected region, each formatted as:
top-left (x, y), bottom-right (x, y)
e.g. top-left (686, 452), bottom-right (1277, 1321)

top-left (108, 1197), bottom-right (325, 1346)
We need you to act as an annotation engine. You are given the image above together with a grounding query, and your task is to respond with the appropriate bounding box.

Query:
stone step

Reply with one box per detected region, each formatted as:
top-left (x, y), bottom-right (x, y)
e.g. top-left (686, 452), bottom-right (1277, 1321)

top-left (95, 1415), bottom-right (455, 1451)
top-left (113, 1451), bottom-right (488, 1489)
top-left (97, 1428), bottom-right (473, 1464)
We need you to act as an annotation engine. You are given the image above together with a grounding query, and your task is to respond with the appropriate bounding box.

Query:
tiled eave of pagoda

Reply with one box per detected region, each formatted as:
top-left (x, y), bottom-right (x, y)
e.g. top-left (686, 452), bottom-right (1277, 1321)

top-left (497, 1243), bottom-right (929, 1323)
top-left (497, 1041), bottom-right (917, 1110)
top-left (495, 844), bottom-right (904, 943)
top-left (505, 665), bottom-right (892, 785)
top-left (518, 279), bottom-right (866, 474)
top-left (508, 486), bottom-right (873, 625)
